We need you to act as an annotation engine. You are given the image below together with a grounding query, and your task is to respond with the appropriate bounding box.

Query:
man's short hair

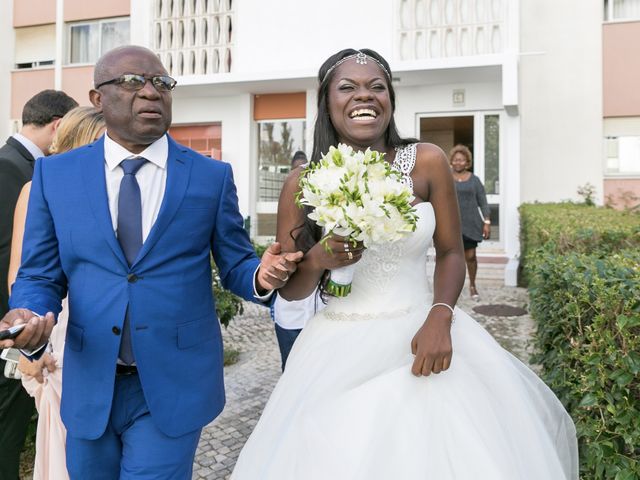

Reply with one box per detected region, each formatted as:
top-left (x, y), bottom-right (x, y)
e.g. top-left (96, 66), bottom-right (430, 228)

top-left (21, 90), bottom-right (78, 127)
top-left (291, 150), bottom-right (307, 167)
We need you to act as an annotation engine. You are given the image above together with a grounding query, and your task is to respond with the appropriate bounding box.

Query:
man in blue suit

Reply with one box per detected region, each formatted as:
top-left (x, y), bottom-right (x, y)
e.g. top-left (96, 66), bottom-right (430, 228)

top-left (0, 46), bottom-right (301, 479)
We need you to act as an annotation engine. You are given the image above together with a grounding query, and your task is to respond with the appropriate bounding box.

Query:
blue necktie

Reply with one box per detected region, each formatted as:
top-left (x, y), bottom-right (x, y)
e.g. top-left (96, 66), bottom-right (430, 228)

top-left (117, 157), bottom-right (147, 364)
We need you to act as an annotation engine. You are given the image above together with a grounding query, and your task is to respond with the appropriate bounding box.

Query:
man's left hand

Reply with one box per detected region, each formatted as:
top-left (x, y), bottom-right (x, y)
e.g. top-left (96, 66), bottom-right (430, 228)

top-left (0, 309), bottom-right (55, 351)
top-left (257, 242), bottom-right (303, 293)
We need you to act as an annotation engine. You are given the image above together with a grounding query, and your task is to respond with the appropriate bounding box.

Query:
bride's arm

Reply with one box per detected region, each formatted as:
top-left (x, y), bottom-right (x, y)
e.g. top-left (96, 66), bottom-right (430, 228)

top-left (275, 169), bottom-right (363, 301)
top-left (410, 144), bottom-right (466, 376)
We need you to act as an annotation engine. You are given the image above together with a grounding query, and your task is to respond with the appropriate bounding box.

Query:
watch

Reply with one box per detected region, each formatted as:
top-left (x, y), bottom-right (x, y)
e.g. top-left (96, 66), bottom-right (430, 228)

top-left (483, 219), bottom-right (491, 225)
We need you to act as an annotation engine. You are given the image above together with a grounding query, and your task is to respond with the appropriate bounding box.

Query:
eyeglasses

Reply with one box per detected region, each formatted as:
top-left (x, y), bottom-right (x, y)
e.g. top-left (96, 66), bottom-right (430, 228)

top-left (95, 74), bottom-right (177, 92)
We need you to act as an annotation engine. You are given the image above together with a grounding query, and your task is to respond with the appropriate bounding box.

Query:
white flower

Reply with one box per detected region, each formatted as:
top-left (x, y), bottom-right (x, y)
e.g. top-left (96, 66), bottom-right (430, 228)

top-left (296, 143), bottom-right (418, 248)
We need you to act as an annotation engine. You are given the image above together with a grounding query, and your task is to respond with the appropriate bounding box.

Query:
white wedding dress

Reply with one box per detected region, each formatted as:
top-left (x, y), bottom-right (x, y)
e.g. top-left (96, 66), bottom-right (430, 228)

top-left (232, 146), bottom-right (578, 480)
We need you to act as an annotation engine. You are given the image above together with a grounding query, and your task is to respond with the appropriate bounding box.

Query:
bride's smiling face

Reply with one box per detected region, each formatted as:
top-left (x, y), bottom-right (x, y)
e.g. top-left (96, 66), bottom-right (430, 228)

top-left (327, 59), bottom-right (392, 152)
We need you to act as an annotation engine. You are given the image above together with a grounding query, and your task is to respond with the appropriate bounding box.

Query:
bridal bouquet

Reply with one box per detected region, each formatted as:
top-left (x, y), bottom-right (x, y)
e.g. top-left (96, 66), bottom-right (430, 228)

top-left (296, 144), bottom-right (418, 296)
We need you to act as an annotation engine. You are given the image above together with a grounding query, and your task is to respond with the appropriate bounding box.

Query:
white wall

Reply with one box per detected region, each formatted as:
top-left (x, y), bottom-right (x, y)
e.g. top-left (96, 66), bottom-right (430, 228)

top-left (234, 0), bottom-right (395, 75)
top-left (519, 0), bottom-right (603, 203)
top-left (395, 81), bottom-right (503, 139)
top-left (172, 93), bottom-right (254, 215)
top-left (129, 0), bottom-right (153, 47)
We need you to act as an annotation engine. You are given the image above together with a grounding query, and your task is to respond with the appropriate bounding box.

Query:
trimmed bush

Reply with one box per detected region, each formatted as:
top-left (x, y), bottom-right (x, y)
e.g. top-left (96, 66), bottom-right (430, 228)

top-left (521, 203), bottom-right (640, 478)
top-left (519, 203), bottom-right (640, 284)
top-left (529, 250), bottom-right (640, 478)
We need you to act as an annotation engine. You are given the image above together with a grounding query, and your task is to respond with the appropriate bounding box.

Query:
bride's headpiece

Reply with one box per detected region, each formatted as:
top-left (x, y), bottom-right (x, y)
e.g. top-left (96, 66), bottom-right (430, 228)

top-left (322, 51), bottom-right (391, 83)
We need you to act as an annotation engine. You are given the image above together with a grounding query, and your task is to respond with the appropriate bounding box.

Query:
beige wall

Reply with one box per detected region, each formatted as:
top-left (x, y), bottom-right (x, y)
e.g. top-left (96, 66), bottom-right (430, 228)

top-left (604, 178), bottom-right (640, 209)
top-left (13, 0), bottom-right (129, 27)
top-left (603, 21), bottom-right (640, 117)
top-left (62, 66), bottom-right (95, 106)
top-left (11, 69), bottom-right (55, 119)
top-left (64, 0), bottom-right (130, 22)
top-left (519, 0), bottom-right (603, 203)
top-left (13, 0), bottom-right (56, 27)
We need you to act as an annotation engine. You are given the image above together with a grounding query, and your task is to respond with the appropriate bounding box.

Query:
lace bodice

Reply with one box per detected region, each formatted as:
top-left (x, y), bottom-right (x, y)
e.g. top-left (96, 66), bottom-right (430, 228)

top-left (324, 144), bottom-right (434, 320)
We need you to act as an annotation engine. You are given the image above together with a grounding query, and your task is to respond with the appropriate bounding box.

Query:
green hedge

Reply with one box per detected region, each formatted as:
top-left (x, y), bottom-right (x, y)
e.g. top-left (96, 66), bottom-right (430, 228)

top-left (529, 250), bottom-right (640, 478)
top-left (522, 203), bottom-right (640, 478)
top-left (519, 203), bottom-right (640, 284)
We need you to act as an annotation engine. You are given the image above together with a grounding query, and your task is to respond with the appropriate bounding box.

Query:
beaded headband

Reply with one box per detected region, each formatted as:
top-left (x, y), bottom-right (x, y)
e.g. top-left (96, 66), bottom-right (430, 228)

top-left (322, 51), bottom-right (391, 83)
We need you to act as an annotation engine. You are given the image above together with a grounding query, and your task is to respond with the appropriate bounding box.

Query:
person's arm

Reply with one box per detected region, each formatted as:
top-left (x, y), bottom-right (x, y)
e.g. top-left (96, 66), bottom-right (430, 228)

top-left (6, 182), bottom-right (51, 359)
top-left (8, 182), bottom-right (31, 293)
top-left (275, 168), bottom-right (364, 301)
top-left (474, 176), bottom-right (491, 239)
top-left (409, 143), bottom-right (466, 377)
top-left (3, 159), bottom-right (62, 352)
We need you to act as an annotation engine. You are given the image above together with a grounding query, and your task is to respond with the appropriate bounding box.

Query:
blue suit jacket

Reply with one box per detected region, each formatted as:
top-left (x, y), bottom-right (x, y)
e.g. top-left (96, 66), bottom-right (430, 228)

top-left (10, 135), bottom-right (260, 439)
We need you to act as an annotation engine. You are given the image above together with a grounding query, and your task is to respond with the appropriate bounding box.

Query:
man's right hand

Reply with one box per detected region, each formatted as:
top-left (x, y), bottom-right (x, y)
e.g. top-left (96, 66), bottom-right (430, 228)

top-left (0, 309), bottom-right (55, 351)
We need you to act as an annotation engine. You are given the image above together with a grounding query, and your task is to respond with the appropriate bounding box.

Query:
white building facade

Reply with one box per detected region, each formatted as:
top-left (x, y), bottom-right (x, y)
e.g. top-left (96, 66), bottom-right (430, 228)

top-left (0, 0), bottom-right (610, 285)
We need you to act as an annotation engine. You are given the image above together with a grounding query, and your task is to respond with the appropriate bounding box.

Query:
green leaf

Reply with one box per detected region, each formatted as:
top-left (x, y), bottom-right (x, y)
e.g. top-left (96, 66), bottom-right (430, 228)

top-left (579, 393), bottom-right (598, 407)
top-left (615, 469), bottom-right (637, 480)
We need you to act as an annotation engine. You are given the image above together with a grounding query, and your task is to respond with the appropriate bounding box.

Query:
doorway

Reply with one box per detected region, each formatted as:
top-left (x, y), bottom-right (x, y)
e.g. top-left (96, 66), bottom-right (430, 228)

top-left (419, 113), bottom-right (502, 245)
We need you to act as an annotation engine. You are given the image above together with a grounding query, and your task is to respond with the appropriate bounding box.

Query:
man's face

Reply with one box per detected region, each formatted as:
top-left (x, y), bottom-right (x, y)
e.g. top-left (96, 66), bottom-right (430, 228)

top-left (90, 49), bottom-right (172, 153)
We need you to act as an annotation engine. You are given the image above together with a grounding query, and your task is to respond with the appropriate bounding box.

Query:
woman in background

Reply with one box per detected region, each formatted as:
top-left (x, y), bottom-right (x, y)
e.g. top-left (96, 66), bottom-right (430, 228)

top-left (9, 106), bottom-right (105, 480)
top-left (449, 144), bottom-right (491, 300)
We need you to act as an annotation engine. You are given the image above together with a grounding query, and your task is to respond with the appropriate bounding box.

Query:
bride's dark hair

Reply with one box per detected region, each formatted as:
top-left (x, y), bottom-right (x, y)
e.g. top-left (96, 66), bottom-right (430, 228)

top-left (292, 48), bottom-right (416, 254)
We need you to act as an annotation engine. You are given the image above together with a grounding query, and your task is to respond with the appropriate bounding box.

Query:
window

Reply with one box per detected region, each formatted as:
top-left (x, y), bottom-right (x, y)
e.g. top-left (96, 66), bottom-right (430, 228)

top-left (604, 0), bottom-right (640, 21)
top-left (255, 119), bottom-right (306, 238)
top-left (15, 60), bottom-right (54, 69)
top-left (257, 120), bottom-right (306, 202)
top-left (68, 18), bottom-right (130, 65)
top-left (605, 136), bottom-right (640, 175)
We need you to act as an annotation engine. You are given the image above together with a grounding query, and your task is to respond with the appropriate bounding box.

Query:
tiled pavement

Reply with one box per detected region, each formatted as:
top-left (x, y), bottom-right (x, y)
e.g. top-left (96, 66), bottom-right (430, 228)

top-left (191, 281), bottom-right (535, 479)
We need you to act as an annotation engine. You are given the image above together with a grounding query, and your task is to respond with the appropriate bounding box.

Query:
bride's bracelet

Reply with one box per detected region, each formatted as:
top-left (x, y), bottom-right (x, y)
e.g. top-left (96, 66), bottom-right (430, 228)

top-left (429, 303), bottom-right (456, 323)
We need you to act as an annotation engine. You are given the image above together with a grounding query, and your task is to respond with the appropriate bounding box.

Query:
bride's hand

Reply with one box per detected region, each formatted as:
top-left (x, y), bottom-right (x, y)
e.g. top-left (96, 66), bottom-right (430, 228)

top-left (307, 234), bottom-right (364, 270)
top-left (410, 309), bottom-right (453, 376)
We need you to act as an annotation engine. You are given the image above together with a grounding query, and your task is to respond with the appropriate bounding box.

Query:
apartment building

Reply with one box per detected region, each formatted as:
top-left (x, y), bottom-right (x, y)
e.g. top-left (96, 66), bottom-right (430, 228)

top-left (603, 1), bottom-right (640, 208)
top-left (0, 0), bottom-right (630, 285)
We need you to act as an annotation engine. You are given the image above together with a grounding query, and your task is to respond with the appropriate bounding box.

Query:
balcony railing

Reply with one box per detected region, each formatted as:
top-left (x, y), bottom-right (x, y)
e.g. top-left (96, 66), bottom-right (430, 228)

top-left (154, 0), bottom-right (234, 76)
top-left (396, 0), bottom-right (506, 60)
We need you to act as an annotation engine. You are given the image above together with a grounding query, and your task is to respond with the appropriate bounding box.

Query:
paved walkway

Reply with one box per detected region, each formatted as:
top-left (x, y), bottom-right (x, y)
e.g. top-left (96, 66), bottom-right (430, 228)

top-left (191, 282), bottom-right (535, 479)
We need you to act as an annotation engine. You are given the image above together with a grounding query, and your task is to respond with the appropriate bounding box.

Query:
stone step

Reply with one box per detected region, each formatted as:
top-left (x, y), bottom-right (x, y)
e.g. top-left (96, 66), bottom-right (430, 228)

top-left (426, 255), bottom-right (508, 283)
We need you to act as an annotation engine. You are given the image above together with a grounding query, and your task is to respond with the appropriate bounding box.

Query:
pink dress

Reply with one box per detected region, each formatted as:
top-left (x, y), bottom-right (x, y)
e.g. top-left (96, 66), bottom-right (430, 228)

top-left (21, 298), bottom-right (69, 480)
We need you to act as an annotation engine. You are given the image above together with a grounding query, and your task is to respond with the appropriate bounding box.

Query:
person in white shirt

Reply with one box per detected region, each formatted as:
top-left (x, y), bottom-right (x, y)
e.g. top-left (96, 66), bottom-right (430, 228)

top-left (272, 288), bottom-right (325, 371)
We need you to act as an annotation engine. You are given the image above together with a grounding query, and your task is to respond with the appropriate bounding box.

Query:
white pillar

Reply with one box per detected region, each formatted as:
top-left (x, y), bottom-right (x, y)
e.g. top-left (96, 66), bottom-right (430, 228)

top-left (54, 0), bottom-right (63, 90)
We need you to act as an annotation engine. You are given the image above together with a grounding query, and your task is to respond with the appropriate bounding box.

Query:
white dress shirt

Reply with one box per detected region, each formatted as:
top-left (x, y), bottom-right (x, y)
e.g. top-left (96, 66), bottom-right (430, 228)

top-left (103, 132), bottom-right (270, 300)
top-left (13, 133), bottom-right (45, 161)
top-left (103, 132), bottom-right (168, 240)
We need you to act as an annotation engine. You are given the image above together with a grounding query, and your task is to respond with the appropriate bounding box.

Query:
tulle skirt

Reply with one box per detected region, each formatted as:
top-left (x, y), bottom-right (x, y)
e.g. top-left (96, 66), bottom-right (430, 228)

top-left (231, 306), bottom-right (578, 479)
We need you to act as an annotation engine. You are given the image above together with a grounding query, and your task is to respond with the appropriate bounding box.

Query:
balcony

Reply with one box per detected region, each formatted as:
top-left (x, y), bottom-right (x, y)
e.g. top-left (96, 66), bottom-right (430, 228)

top-left (153, 0), bottom-right (234, 77)
top-left (396, 0), bottom-right (507, 61)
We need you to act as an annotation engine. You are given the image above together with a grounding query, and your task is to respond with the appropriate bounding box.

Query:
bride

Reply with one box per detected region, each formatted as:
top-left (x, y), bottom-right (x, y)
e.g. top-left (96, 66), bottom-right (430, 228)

top-left (231, 48), bottom-right (578, 479)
